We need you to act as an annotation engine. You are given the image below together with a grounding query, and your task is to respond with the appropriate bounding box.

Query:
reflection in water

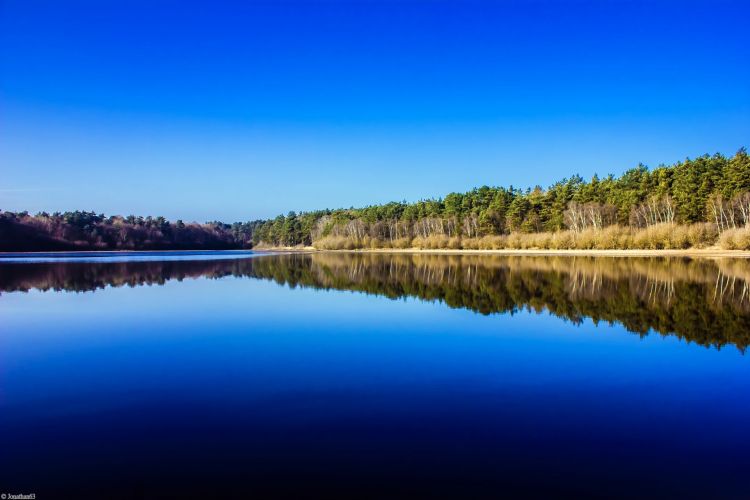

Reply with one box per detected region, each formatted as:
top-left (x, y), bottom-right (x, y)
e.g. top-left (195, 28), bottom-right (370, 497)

top-left (2, 252), bottom-right (749, 351)
top-left (3, 252), bottom-right (750, 499)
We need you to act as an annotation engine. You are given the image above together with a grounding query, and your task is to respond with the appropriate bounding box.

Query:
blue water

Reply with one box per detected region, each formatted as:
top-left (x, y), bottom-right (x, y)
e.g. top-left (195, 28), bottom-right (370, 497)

top-left (1, 252), bottom-right (748, 498)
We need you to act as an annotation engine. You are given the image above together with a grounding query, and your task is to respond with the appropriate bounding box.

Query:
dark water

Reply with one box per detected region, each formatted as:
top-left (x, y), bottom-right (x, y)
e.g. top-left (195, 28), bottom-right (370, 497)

top-left (1, 251), bottom-right (749, 499)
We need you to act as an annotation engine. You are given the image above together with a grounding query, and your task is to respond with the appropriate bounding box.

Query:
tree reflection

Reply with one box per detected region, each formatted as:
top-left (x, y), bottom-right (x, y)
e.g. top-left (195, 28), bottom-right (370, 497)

top-left (2, 253), bottom-right (749, 351)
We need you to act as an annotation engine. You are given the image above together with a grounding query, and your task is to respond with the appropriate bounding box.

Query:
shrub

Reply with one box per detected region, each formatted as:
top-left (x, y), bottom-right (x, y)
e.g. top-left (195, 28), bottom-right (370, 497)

top-left (313, 223), bottom-right (730, 251)
top-left (720, 227), bottom-right (750, 250)
top-left (411, 236), bottom-right (427, 249)
top-left (685, 223), bottom-right (719, 248)
top-left (574, 229), bottom-right (598, 249)
top-left (313, 236), bottom-right (348, 249)
top-left (427, 235), bottom-right (450, 249)
top-left (670, 225), bottom-right (691, 249)
top-left (411, 235), bottom-right (447, 249)
top-left (392, 237), bottom-right (412, 249)
top-left (626, 223), bottom-right (719, 250)
top-left (447, 237), bottom-right (462, 249)
top-left (549, 231), bottom-right (574, 249)
top-left (533, 232), bottom-right (552, 249)
top-left (504, 234), bottom-right (518, 249)
top-left (632, 224), bottom-right (675, 249)
top-left (631, 227), bottom-right (650, 249)
top-left (735, 228), bottom-right (750, 250)
top-left (592, 225), bottom-right (619, 249)
top-left (479, 235), bottom-right (506, 250)
top-left (461, 237), bottom-right (481, 250)
top-left (719, 230), bottom-right (736, 250)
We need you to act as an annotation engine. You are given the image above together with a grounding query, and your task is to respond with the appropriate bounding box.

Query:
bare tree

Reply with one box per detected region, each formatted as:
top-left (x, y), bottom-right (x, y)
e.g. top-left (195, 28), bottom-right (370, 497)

top-left (732, 192), bottom-right (750, 227)
top-left (631, 195), bottom-right (676, 228)
top-left (707, 194), bottom-right (736, 232)
top-left (566, 202), bottom-right (618, 232)
top-left (462, 214), bottom-right (479, 238)
top-left (414, 217), bottom-right (446, 238)
top-left (345, 219), bottom-right (366, 239)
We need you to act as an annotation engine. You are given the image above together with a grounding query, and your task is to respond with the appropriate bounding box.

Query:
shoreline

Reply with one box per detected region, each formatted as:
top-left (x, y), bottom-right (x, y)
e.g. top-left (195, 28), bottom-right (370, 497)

top-left (0, 249), bottom-right (254, 256)
top-left (1, 247), bottom-right (749, 258)
top-left (257, 247), bottom-right (750, 258)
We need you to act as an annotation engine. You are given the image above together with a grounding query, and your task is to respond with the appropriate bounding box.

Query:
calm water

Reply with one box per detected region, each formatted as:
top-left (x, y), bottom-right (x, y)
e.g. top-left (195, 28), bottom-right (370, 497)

top-left (1, 251), bottom-right (749, 499)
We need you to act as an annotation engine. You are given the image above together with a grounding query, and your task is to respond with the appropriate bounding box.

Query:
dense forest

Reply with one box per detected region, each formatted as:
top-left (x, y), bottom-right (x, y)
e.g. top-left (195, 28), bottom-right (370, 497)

top-left (0, 211), bottom-right (262, 251)
top-left (1, 149), bottom-right (749, 251)
top-left (252, 149), bottom-right (750, 250)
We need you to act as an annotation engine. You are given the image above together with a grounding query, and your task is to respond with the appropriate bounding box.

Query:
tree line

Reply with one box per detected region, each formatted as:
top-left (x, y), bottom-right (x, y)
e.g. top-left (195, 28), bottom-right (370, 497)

top-left (1, 148), bottom-right (748, 251)
top-left (0, 210), bottom-right (263, 251)
top-left (252, 149), bottom-right (750, 249)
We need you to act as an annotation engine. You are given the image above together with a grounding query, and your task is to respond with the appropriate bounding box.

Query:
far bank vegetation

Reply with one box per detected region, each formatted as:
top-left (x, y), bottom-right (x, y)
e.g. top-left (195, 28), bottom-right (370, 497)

top-left (3, 149), bottom-right (749, 252)
top-left (253, 149), bottom-right (750, 251)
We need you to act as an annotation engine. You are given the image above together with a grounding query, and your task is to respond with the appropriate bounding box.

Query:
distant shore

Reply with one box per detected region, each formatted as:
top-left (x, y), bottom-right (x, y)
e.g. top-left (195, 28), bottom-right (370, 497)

top-left (2, 247), bottom-right (750, 259)
top-left (258, 246), bottom-right (750, 258)
top-left (0, 249), bottom-right (254, 256)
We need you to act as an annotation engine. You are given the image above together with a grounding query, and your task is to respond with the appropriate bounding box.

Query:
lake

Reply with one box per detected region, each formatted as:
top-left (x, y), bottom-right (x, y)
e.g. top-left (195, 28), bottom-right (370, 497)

top-left (1, 251), bottom-right (749, 498)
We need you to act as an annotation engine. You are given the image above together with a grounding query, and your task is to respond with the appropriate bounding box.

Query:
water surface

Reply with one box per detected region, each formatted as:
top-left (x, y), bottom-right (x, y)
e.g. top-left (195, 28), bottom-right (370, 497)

top-left (1, 251), bottom-right (749, 498)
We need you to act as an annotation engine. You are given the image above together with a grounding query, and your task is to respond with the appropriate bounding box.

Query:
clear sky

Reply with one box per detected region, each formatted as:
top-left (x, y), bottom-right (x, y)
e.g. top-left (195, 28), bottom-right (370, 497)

top-left (1, 0), bottom-right (748, 222)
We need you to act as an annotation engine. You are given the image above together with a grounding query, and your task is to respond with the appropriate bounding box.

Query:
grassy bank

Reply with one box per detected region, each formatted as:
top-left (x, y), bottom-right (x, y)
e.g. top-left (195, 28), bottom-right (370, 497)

top-left (308, 223), bottom-right (750, 251)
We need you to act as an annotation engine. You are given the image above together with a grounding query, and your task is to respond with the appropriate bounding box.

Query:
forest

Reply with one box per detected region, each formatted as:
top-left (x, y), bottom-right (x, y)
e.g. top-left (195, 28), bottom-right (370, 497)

top-left (0, 211), bottom-right (263, 252)
top-left (254, 148), bottom-right (750, 250)
top-left (1, 149), bottom-right (749, 251)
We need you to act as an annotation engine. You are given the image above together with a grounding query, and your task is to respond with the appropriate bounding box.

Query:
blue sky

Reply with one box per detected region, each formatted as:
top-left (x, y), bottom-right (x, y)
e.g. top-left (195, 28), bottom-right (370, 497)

top-left (1, 0), bottom-right (748, 221)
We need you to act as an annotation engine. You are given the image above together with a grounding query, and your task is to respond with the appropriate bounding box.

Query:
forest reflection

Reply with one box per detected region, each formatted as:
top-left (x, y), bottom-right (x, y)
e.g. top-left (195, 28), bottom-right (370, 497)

top-left (2, 253), bottom-right (749, 351)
